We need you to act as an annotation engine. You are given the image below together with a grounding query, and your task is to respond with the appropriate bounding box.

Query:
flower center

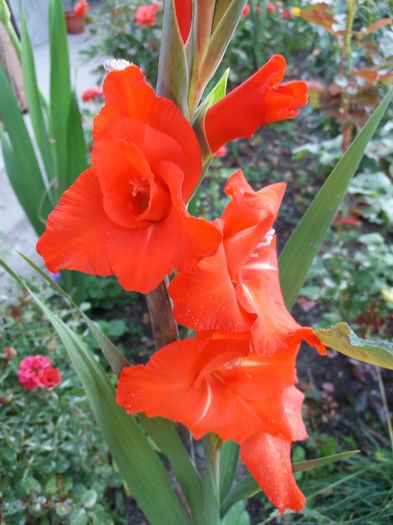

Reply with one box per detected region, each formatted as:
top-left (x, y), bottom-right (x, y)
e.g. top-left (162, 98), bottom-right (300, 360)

top-left (129, 176), bottom-right (150, 212)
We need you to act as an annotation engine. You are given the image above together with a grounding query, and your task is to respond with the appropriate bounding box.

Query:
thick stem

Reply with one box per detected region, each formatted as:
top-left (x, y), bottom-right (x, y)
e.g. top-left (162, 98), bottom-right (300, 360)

top-left (146, 278), bottom-right (179, 349)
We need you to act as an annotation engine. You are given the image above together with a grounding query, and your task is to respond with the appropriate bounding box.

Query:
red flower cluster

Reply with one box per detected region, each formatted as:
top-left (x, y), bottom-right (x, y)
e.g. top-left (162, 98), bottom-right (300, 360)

top-left (17, 355), bottom-right (61, 391)
top-left (117, 171), bottom-right (325, 513)
top-left (74, 0), bottom-right (88, 18)
top-left (135, 3), bottom-right (161, 26)
top-left (81, 86), bottom-right (102, 102)
top-left (36, 52), bottom-right (320, 512)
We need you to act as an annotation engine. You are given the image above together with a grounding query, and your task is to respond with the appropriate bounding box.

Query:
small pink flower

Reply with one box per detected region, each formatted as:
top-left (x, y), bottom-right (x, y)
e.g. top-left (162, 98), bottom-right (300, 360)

top-left (242, 5), bottom-right (251, 17)
top-left (17, 355), bottom-right (61, 391)
top-left (135, 4), bottom-right (158, 26)
top-left (81, 86), bottom-right (103, 102)
top-left (214, 145), bottom-right (228, 158)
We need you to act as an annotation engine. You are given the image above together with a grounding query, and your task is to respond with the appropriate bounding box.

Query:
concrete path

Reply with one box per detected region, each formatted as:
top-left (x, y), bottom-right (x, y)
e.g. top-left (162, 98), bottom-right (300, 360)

top-left (0, 28), bottom-right (102, 291)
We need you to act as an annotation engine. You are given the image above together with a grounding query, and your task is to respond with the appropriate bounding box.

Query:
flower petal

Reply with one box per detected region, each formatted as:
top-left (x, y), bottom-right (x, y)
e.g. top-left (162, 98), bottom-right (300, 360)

top-left (223, 170), bottom-right (286, 276)
top-left (117, 335), bottom-right (298, 443)
top-left (205, 55), bottom-right (308, 152)
top-left (94, 65), bottom-right (201, 200)
top-left (174, 0), bottom-right (192, 43)
top-left (240, 433), bottom-right (306, 513)
top-left (36, 169), bottom-right (113, 276)
top-left (169, 228), bottom-right (252, 333)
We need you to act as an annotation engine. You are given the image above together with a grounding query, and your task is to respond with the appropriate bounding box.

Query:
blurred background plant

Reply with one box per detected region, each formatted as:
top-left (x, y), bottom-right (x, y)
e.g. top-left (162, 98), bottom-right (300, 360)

top-left (0, 0), bottom-right (87, 298)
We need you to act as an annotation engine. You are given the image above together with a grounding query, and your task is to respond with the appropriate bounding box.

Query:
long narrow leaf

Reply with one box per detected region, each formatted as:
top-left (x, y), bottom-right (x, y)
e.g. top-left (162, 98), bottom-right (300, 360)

top-left (279, 87), bottom-right (393, 309)
top-left (49, 0), bottom-right (73, 198)
top-left (0, 258), bottom-right (190, 525)
top-left (0, 67), bottom-right (52, 235)
top-left (140, 415), bottom-right (205, 525)
top-left (18, 253), bottom-right (129, 375)
top-left (221, 450), bottom-right (360, 514)
top-left (20, 10), bottom-right (56, 183)
top-left (65, 91), bottom-right (88, 192)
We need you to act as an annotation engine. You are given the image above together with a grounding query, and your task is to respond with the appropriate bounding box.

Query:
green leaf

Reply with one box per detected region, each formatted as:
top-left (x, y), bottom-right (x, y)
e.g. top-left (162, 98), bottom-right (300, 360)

top-left (69, 508), bottom-right (88, 525)
top-left (221, 501), bottom-right (251, 525)
top-left (64, 91), bottom-right (88, 193)
top-left (140, 415), bottom-right (205, 525)
top-left (219, 441), bottom-right (239, 502)
top-left (0, 68), bottom-right (52, 235)
top-left (316, 323), bottom-right (393, 370)
top-left (201, 0), bottom-right (247, 84)
top-left (0, 259), bottom-right (190, 525)
top-left (221, 450), bottom-right (359, 514)
top-left (279, 87), bottom-right (393, 309)
top-left (20, 9), bottom-right (57, 183)
top-left (49, 0), bottom-right (73, 198)
top-left (157, 0), bottom-right (189, 115)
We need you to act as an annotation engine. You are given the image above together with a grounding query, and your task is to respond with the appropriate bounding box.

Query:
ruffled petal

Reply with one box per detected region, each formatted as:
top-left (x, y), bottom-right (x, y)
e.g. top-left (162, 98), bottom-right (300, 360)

top-left (237, 236), bottom-right (324, 356)
top-left (105, 168), bottom-right (220, 292)
top-left (240, 433), bottom-right (306, 513)
top-left (205, 55), bottom-right (308, 152)
top-left (36, 169), bottom-right (112, 276)
top-left (117, 335), bottom-right (298, 443)
top-left (94, 65), bottom-right (201, 200)
top-left (169, 227), bottom-right (252, 333)
top-left (223, 171), bottom-right (286, 276)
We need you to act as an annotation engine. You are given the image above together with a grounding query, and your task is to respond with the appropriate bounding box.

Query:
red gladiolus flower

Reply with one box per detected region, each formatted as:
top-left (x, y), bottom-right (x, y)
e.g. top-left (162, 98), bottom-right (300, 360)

top-left (170, 170), bottom-right (325, 357)
top-left (37, 66), bottom-right (220, 293)
top-left (74, 0), bottom-right (88, 17)
top-left (281, 8), bottom-right (293, 20)
top-left (117, 333), bottom-right (307, 512)
top-left (135, 4), bottom-right (159, 26)
top-left (174, 0), bottom-right (192, 43)
top-left (242, 5), bottom-right (251, 17)
top-left (81, 86), bottom-right (102, 102)
top-left (204, 55), bottom-right (308, 153)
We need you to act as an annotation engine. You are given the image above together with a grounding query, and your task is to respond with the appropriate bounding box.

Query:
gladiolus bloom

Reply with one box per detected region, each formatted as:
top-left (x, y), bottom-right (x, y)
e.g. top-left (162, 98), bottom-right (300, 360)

top-left (242, 5), bottom-right (251, 17)
top-left (135, 4), bottom-right (159, 26)
top-left (117, 333), bottom-right (307, 512)
top-left (205, 55), bottom-right (308, 153)
top-left (37, 66), bottom-right (221, 293)
top-left (81, 86), bottom-right (102, 102)
top-left (74, 0), bottom-right (88, 17)
top-left (169, 170), bottom-right (324, 357)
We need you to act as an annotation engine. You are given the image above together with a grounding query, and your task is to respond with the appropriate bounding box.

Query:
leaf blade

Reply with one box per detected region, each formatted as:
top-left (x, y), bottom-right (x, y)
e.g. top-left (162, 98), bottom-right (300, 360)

top-left (316, 323), bottom-right (393, 370)
top-left (279, 87), bottom-right (393, 309)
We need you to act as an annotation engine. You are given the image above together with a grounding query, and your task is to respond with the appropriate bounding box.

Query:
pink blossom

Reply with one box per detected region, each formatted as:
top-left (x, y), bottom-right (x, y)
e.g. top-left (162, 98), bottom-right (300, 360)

top-left (17, 355), bottom-right (61, 391)
top-left (135, 4), bottom-right (159, 26)
top-left (81, 86), bottom-right (103, 102)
